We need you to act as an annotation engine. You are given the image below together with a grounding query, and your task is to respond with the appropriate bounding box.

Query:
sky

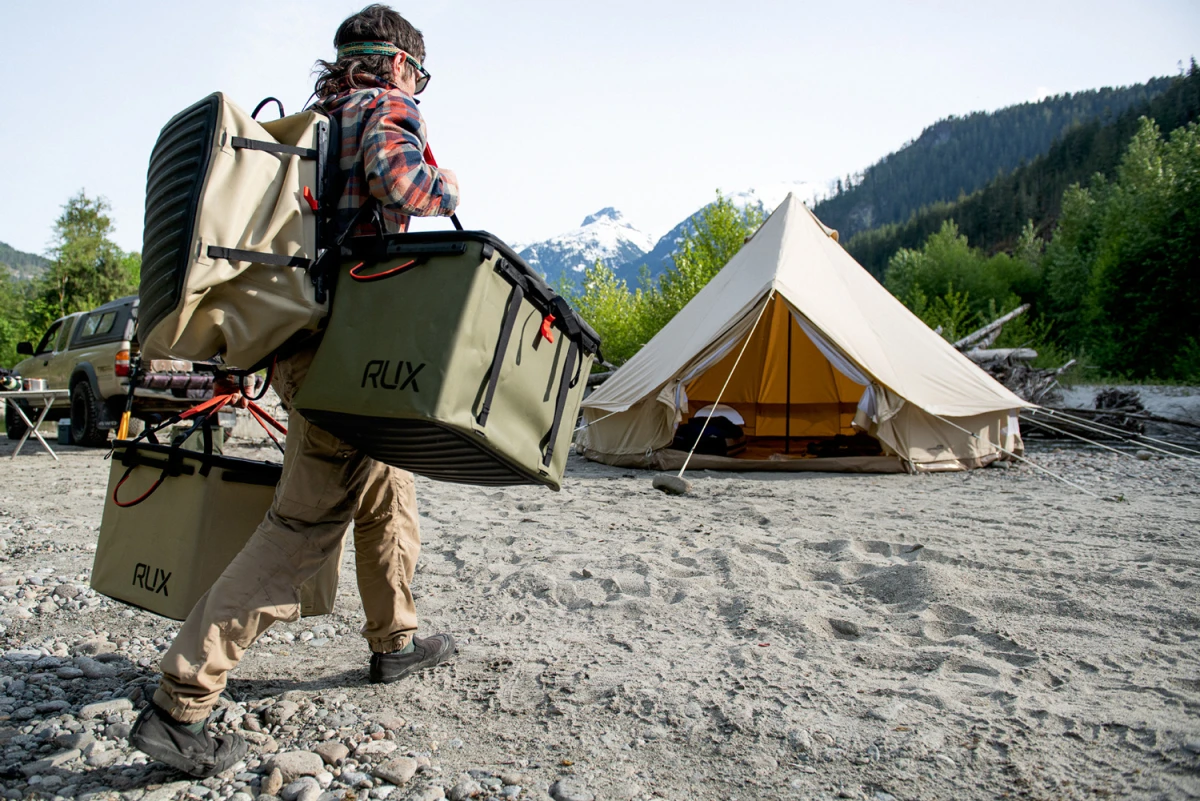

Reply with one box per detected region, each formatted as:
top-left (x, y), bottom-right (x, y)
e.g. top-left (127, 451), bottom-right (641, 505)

top-left (1, 0), bottom-right (1197, 256)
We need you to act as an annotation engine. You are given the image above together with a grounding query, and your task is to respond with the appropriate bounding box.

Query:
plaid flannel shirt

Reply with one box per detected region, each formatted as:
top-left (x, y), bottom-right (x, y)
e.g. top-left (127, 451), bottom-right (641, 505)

top-left (322, 75), bottom-right (459, 234)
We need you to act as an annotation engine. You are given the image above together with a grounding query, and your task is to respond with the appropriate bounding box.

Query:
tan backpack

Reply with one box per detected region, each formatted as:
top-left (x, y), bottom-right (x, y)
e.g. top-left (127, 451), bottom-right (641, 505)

top-left (138, 94), bottom-right (345, 369)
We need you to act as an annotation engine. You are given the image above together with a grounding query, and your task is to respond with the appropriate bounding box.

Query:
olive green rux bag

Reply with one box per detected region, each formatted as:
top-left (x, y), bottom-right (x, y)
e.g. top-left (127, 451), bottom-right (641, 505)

top-left (93, 438), bottom-right (343, 620)
top-left (293, 231), bottom-right (602, 490)
top-left (92, 404), bottom-right (341, 620)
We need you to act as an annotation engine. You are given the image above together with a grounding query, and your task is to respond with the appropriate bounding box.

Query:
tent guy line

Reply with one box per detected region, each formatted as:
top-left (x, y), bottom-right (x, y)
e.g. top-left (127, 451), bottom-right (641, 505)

top-left (1026, 407), bottom-right (1200, 461)
top-left (926, 417), bottom-right (1104, 496)
top-left (675, 290), bottom-right (776, 480)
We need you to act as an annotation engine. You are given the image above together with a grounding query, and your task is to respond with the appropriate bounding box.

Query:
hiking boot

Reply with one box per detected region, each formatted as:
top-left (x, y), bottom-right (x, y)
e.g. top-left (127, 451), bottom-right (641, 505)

top-left (129, 701), bottom-right (247, 778)
top-left (369, 633), bottom-right (457, 684)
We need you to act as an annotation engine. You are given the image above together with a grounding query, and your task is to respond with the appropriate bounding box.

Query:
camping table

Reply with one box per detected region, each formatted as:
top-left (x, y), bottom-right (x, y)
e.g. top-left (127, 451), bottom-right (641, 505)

top-left (0, 389), bottom-right (70, 461)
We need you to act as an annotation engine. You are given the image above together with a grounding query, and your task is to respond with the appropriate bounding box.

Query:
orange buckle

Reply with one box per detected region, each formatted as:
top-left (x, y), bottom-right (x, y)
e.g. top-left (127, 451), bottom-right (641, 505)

top-left (540, 314), bottom-right (556, 343)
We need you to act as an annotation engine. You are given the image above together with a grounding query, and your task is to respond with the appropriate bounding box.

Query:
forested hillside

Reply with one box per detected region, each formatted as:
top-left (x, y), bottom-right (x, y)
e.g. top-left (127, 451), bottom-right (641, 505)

top-left (813, 78), bottom-right (1173, 241)
top-left (0, 194), bottom-right (139, 367)
top-left (847, 66), bottom-right (1200, 277)
top-left (0, 242), bottom-right (49, 280)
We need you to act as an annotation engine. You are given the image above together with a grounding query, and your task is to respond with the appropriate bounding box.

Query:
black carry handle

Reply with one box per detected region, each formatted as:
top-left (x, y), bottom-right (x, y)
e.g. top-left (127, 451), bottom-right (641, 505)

top-left (477, 272), bottom-right (527, 427)
top-left (252, 97), bottom-right (285, 120)
top-left (237, 360), bottom-right (275, 402)
top-left (423, 143), bottom-right (464, 232)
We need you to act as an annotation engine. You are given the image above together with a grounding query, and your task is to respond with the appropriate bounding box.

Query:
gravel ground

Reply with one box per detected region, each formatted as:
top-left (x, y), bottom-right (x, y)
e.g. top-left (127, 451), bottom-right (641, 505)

top-left (0, 431), bottom-right (1197, 801)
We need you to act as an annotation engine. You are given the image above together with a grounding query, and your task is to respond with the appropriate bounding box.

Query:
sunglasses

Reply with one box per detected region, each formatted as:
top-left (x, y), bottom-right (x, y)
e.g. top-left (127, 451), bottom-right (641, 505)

top-left (404, 54), bottom-right (431, 95)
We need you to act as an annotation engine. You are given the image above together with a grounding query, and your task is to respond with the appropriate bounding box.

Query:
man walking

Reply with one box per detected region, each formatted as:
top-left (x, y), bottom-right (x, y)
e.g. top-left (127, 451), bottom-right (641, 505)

top-left (130, 5), bottom-right (460, 777)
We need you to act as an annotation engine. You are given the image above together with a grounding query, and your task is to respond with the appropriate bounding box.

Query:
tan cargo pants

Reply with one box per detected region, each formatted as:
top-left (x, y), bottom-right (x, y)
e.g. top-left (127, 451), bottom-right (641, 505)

top-left (154, 344), bottom-right (421, 722)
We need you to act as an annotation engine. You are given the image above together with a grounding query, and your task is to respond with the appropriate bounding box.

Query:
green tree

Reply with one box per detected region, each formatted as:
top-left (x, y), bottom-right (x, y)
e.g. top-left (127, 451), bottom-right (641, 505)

top-left (642, 194), bottom-right (765, 335)
top-left (884, 220), bottom-right (1035, 336)
top-left (562, 260), bottom-right (652, 366)
top-left (0, 273), bottom-right (31, 367)
top-left (1085, 119), bottom-right (1200, 378)
top-left (564, 192), bottom-right (764, 366)
top-left (29, 191), bottom-right (139, 334)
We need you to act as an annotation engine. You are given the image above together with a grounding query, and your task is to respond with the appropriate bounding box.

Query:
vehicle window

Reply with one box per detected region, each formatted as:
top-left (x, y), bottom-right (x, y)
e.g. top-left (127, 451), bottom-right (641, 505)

top-left (35, 321), bottom-right (63, 355)
top-left (55, 317), bottom-right (76, 352)
top-left (78, 311), bottom-right (117, 341)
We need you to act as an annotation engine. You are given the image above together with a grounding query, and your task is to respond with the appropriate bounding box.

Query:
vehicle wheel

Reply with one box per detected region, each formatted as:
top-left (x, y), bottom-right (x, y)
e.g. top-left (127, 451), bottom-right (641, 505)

top-left (70, 382), bottom-right (109, 447)
top-left (4, 400), bottom-right (29, 440)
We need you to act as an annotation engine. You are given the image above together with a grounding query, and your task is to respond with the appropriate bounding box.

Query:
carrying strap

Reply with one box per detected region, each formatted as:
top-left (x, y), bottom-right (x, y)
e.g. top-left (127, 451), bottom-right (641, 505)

top-left (477, 267), bottom-right (526, 427)
top-left (231, 136), bottom-right (317, 159)
top-left (110, 393), bottom-right (288, 508)
top-left (542, 340), bottom-right (580, 468)
top-left (207, 246), bottom-right (312, 269)
top-left (252, 97), bottom-right (285, 120)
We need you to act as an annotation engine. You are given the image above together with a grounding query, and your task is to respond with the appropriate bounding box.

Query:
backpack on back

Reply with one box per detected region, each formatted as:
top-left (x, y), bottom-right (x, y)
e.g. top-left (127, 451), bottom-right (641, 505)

top-left (138, 94), bottom-right (341, 369)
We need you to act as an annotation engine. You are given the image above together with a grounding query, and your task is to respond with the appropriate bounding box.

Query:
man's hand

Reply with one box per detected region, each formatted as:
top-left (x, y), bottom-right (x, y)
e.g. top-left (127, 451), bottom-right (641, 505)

top-left (212, 374), bottom-right (244, 406)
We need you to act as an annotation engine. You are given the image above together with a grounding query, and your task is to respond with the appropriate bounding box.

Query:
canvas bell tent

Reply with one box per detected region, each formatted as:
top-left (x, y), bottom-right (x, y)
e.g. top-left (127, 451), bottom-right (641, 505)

top-left (578, 194), bottom-right (1030, 473)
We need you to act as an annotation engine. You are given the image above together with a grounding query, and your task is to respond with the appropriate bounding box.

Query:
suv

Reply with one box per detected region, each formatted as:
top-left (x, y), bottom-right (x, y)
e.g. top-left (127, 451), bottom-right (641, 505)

top-left (8, 296), bottom-right (216, 446)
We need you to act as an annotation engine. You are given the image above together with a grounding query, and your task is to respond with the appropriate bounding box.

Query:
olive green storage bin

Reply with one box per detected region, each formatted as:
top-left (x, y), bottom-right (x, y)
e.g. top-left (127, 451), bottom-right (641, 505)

top-left (92, 440), bottom-right (343, 620)
top-left (293, 231), bottom-right (602, 490)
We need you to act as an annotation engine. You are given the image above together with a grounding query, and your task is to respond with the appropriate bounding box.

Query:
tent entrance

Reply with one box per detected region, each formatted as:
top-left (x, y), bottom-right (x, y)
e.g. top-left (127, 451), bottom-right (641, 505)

top-left (675, 295), bottom-right (882, 461)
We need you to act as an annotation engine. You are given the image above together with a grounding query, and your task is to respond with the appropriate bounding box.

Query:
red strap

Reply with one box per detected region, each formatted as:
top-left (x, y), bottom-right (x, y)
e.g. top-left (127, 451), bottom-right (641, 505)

top-left (179, 393), bottom-right (231, 420)
top-left (112, 465), bottom-right (167, 508)
top-left (349, 259), bottom-right (416, 282)
top-left (540, 314), bottom-right (556, 344)
top-left (181, 392), bottom-right (288, 440)
top-left (302, 186), bottom-right (319, 211)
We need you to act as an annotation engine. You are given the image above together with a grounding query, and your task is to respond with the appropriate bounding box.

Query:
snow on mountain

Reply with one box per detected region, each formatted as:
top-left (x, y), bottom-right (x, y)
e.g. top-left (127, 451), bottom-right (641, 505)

top-left (517, 207), bottom-right (654, 286)
top-left (726, 180), bottom-right (826, 212)
top-left (518, 184), bottom-right (827, 288)
top-left (615, 181), bottom-right (824, 282)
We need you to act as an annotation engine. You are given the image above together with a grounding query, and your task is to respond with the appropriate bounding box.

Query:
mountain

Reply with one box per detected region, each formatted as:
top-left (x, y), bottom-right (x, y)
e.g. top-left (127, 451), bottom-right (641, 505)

top-left (612, 180), bottom-right (822, 283)
top-left (0, 241), bottom-right (49, 280)
top-left (517, 208), bottom-right (654, 287)
top-left (844, 65), bottom-right (1200, 277)
top-left (812, 77), bottom-right (1175, 241)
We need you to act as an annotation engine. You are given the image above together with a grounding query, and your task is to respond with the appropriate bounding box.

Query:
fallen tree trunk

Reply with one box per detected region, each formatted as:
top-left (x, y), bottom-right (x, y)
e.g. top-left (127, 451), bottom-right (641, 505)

top-left (954, 304), bottom-right (1030, 351)
top-left (966, 348), bottom-right (1038, 363)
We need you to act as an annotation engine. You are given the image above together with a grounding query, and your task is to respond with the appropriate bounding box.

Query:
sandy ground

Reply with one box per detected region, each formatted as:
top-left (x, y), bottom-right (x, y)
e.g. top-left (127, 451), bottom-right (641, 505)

top-left (0, 428), bottom-right (1198, 800)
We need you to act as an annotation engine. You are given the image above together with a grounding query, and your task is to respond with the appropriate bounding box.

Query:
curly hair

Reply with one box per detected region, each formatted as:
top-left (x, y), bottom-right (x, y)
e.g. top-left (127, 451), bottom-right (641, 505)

top-left (313, 4), bottom-right (425, 99)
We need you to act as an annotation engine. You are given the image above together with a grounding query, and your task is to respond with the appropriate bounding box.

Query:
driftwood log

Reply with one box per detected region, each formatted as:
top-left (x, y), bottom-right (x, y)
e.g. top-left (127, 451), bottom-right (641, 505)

top-left (954, 304), bottom-right (1030, 350)
top-left (966, 348), bottom-right (1038, 363)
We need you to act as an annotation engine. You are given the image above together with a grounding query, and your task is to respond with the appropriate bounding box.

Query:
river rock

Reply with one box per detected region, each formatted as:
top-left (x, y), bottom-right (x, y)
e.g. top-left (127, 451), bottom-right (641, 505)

top-left (281, 778), bottom-right (321, 801)
top-left (411, 787), bottom-right (446, 801)
top-left (142, 781), bottom-right (193, 801)
top-left (339, 770), bottom-right (373, 788)
top-left (447, 781), bottom-right (481, 801)
top-left (55, 731), bottom-right (95, 750)
top-left (263, 767), bottom-right (284, 796)
top-left (549, 778), bottom-right (594, 801)
top-left (266, 700), bottom-right (301, 726)
top-left (355, 739), bottom-right (398, 758)
top-left (375, 714), bottom-right (407, 732)
top-left (22, 748), bottom-right (81, 776)
top-left (266, 751), bottom-right (325, 783)
top-left (79, 698), bottom-right (132, 719)
top-left (373, 755), bottom-right (419, 786)
top-left (314, 741), bottom-right (349, 766)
